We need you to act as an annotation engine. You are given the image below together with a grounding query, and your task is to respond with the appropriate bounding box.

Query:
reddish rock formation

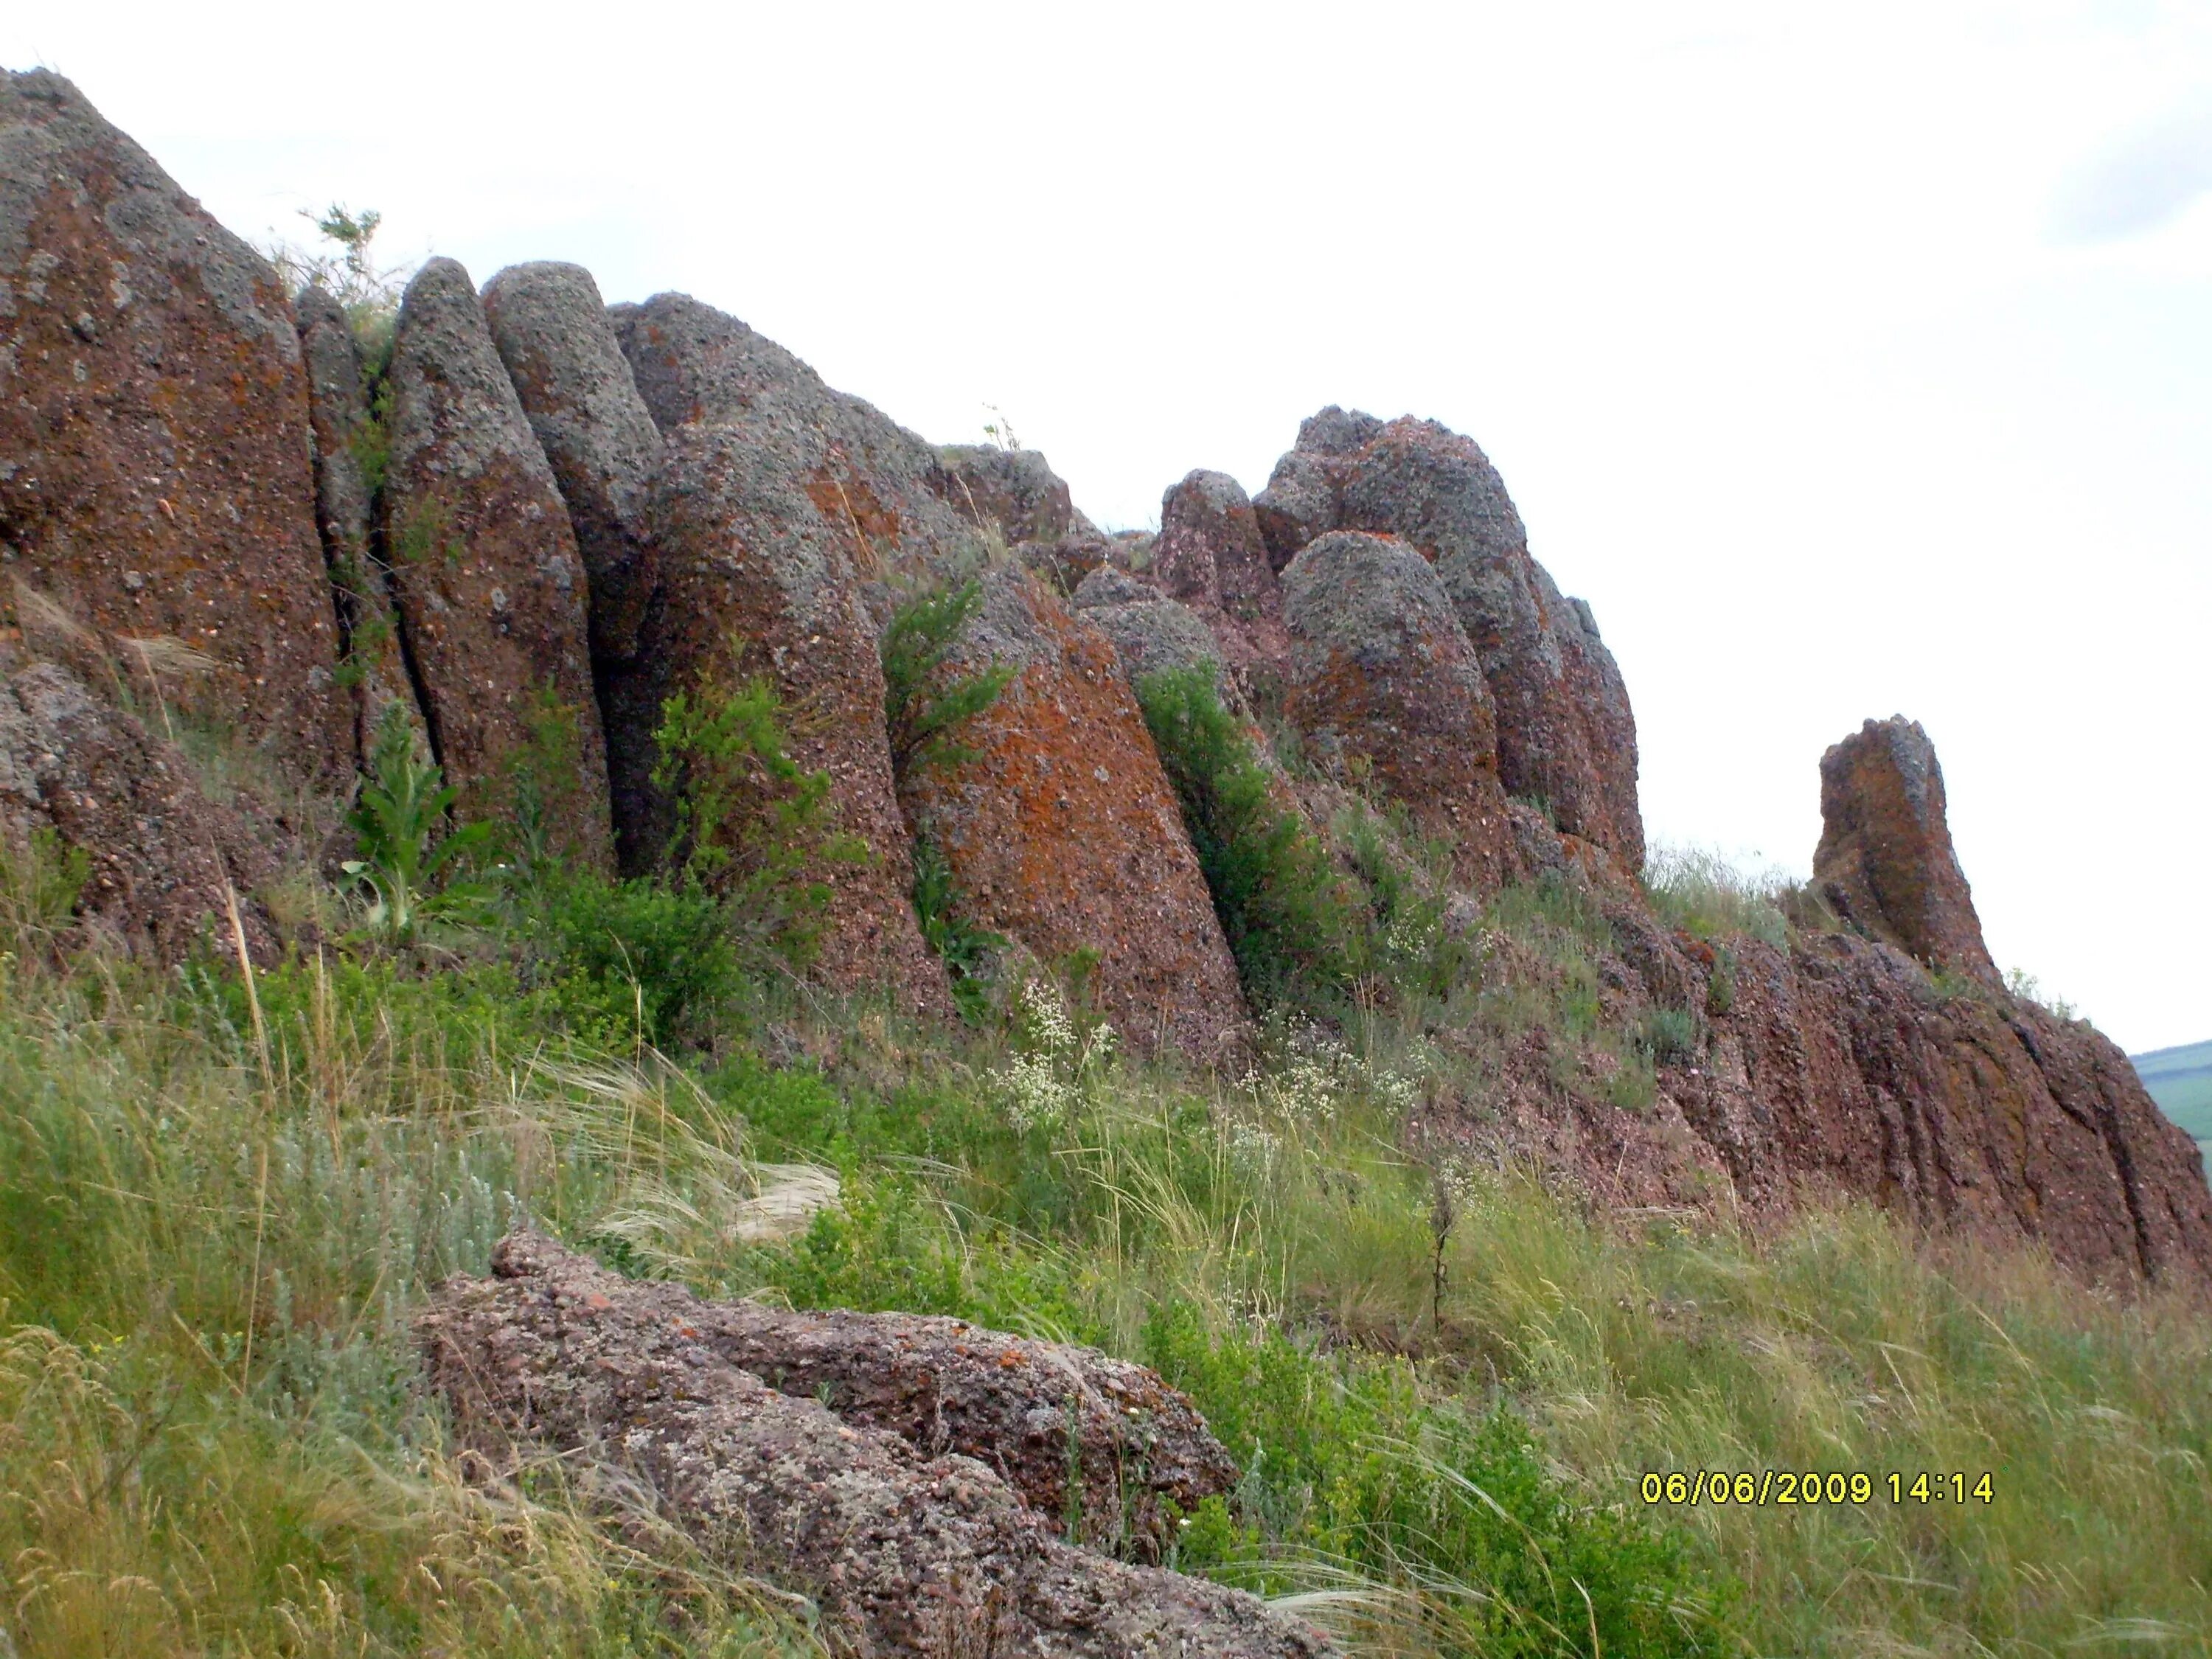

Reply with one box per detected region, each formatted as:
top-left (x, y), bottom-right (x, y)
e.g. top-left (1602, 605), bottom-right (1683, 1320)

top-left (1254, 409), bottom-right (1643, 868)
top-left (630, 1248), bottom-right (1239, 1556)
top-left (293, 285), bottom-right (428, 766)
top-left (900, 564), bottom-right (1248, 1057)
top-left (0, 69), bottom-right (346, 777)
top-left (479, 261), bottom-right (664, 865)
top-left (0, 658), bottom-right (280, 960)
top-left (639, 422), bottom-right (950, 1009)
top-left (936, 443), bottom-right (1091, 544)
top-left (612, 291), bottom-right (978, 592)
top-left (1814, 715), bottom-right (2000, 987)
top-left (381, 257), bottom-right (611, 866)
top-left (1281, 531), bottom-right (1509, 891)
top-left (1071, 564), bottom-right (1244, 712)
top-left (1152, 469), bottom-right (1289, 697)
top-left (419, 1234), bottom-right (1334, 1659)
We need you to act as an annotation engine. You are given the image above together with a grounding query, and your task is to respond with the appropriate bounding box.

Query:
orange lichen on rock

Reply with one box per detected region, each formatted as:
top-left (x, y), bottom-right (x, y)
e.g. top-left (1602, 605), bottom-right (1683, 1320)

top-left (901, 566), bottom-right (1247, 1057)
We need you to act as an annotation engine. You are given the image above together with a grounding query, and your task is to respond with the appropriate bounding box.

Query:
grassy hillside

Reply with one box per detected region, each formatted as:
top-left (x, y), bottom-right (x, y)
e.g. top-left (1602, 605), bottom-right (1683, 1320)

top-left (2137, 1040), bottom-right (2212, 1144)
top-left (1, 817), bottom-right (2211, 1658)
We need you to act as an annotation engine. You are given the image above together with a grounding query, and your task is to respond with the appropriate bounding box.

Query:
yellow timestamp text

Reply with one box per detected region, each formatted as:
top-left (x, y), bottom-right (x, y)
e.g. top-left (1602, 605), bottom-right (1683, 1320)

top-left (1641, 1470), bottom-right (1995, 1507)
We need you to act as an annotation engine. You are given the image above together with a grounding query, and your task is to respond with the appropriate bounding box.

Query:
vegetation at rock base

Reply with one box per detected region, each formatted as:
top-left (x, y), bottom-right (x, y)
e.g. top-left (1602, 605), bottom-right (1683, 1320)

top-left (0, 793), bottom-right (2206, 1656)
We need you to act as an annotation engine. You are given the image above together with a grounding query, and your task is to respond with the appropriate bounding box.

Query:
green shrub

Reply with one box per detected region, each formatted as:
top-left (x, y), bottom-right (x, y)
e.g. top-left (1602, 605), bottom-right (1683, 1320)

top-left (1137, 666), bottom-right (1357, 1008)
top-left (341, 702), bottom-right (493, 939)
top-left (651, 664), bottom-right (856, 970)
top-left (1339, 806), bottom-right (1473, 1001)
top-left (1641, 1006), bottom-right (1701, 1064)
top-left (532, 872), bottom-right (743, 1050)
top-left (909, 828), bottom-right (1003, 1022)
top-left (880, 578), bottom-right (1015, 779)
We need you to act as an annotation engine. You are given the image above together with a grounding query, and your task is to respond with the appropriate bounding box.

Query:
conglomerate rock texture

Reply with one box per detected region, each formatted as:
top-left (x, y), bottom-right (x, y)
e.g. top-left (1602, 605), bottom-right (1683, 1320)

top-left (0, 658), bottom-right (279, 959)
top-left (636, 421), bottom-right (951, 1009)
top-left (1152, 468), bottom-right (1288, 698)
top-left (382, 257), bottom-right (612, 866)
top-left (936, 443), bottom-right (1090, 544)
top-left (293, 284), bottom-right (426, 766)
top-left (1255, 409), bottom-right (1642, 868)
top-left (479, 260), bottom-right (666, 861)
top-left (1281, 530), bottom-right (1509, 890)
top-left (900, 563), bottom-right (1248, 1057)
top-left (0, 69), bottom-right (345, 776)
top-left (419, 1234), bottom-right (1335, 1659)
top-left (1813, 715), bottom-right (2001, 987)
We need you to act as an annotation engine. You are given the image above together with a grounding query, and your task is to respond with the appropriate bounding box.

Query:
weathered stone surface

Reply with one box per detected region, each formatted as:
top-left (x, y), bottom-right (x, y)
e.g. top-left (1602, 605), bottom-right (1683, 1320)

top-left (382, 258), bottom-right (611, 866)
top-left (0, 70), bottom-right (346, 776)
top-left (936, 444), bottom-right (1091, 544)
top-left (1152, 470), bottom-right (1288, 694)
top-left (651, 1260), bottom-right (1239, 1557)
top-left (480, 261), bottom-right (661, 666)
top-left (636, 422), bottom-right (950, 1009)
top-left (480, 262), bottom-right (666, 860)
top-left (1281, 532), bottom-right (1508, 889)
top-left (901, 564), bottom-right (1248, 1057)
top-left (293, 285), bottom-right (427, 766)
top-left (1254, 410), bottom-right (1644, 868)
top-left (1813, 716), bottom-right (2000, 986)
top-left (0, 658), bottom-right (280, 960)
top-left (419, 1234), bottom-right (1335, 1659)
top-left (1072, 564), bottom-right (1242, 709)
top-left (612, 292), bottom-right (978, 594)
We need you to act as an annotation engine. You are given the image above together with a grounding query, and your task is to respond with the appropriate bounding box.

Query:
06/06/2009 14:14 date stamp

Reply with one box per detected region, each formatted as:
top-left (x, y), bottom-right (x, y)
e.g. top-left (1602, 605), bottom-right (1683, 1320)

top-left (1641, 1470), bottom-right (1995, 1508)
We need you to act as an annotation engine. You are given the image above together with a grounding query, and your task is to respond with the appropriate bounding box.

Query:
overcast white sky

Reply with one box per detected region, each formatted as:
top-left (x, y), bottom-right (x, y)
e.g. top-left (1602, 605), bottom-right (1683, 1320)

top-left (7, 1), bottom-right (2207, 1051)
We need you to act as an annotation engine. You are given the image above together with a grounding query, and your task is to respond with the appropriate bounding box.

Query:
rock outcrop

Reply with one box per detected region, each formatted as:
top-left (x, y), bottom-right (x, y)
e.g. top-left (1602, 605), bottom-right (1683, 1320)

top-left (1813, 715), bottom-right (2000, 987)
top-left (900, 564), bottom-right (1248, 1057)
top-left (1255, 410), bottom-right (1642, 868)
top-left (1281, 531), bottom-right (1508, 888)
top-left (0, 69), bottom-right (345, 776)
top-left (1071, 565), bottom-right (1242, 709)
top-left (613, 291), bottom-right (978, 593)
top-left (936, 444), bottom-right (1090, 544)
top-left (293, 285), bottom-right (427, 766)
top-left (479, 261), bottom-right (664, 863)
top-left (419, 1234), bottom-right (1334, 1659)
top-left (381, 258), bottom-right (612, 866)
top-left (621, 1259), bottom-right (1239, 1556)
top-left (635, 422), bottom-right (951, 1008)
top-left (1152, 469), bottom-right (1289, 695)
top-left (0, 658), bottom-right (279, 959)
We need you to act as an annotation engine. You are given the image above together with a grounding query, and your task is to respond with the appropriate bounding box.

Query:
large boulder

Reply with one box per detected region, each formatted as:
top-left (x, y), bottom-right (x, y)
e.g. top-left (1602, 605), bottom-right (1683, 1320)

top-left (1253, 409), bottom-right (1643, 867)
top-left (935, 444), bottom-right (1090, 544)
top-left (0, 658), bottom-right (280, 960)
top-left (479, 261), bottom-right (664, 863)
top-left (419, 1234), bottom-right (1334, 1659)
top-left (1151, 469), bottom-right (1288, 696)
top-left (637, 422), bottom-right (950, 1009)
top-left (612, 291), bottom-right (978, 594)
top-left (0, 70), bottom-right (346, 776)
top-left (1813, 716), bottom-right (2000, 986)
top-left (1071, 564), bottom-right (1242, 709)
top-left (293, 285), bottom-right (428, 765)
top-left (1280, 531), bottom-right (1509, 889)
top-left (901, 564), bottom-right (1248, 1057)
top-left (381, 258), bottom-right (611, 866)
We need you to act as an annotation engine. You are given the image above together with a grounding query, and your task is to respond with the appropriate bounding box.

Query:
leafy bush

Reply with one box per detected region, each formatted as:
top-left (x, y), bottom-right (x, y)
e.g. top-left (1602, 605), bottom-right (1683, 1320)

top-left (341, 703), bottom-right (492, 938)
top-left (651, 664), bottom-right (855, 970)
top-left (880, 577), bottom-right (1014, 779)
top-left (1137, 665), bottom-right (1357, 1008)
top-left (531, 872), bottom-right (743, 1050)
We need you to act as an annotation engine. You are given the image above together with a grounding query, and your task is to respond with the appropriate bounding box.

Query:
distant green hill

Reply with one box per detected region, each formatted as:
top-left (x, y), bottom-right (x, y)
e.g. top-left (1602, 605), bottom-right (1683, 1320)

top-left (2135, 1040), bottom-right (2212, 1144)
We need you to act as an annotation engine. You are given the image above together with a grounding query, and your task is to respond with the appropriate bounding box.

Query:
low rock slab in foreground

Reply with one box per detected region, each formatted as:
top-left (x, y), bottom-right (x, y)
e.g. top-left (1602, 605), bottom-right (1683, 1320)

top-left (419, 1234), bottom-right (1334, 1658)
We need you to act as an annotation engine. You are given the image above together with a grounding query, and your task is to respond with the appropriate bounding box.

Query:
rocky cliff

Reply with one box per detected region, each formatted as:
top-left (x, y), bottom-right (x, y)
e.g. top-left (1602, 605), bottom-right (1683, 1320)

top-left (1, 66), bottom-right (2203, 1299)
